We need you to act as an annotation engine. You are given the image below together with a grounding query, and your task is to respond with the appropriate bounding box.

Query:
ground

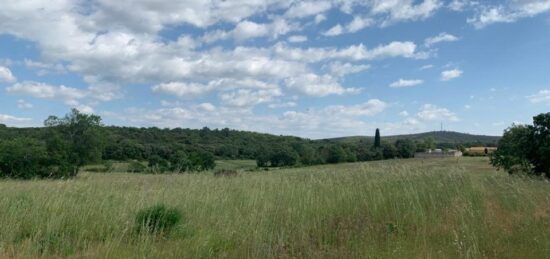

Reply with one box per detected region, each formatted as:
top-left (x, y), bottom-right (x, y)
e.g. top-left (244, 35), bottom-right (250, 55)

top-left (0, 157), bottom-right (549, 258)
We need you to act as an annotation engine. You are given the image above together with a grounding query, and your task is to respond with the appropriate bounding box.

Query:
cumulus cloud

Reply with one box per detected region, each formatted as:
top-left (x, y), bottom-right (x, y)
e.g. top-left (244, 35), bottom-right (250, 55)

top-left (288, 35), bottom-right (307, 43)
top-left (322, 16), bottom-right (374, 37)
top-left (527, 89), bottom-right (550, 104)
top-left (7, 81), bottom-right (87, 102)
top-left (285, 73), bottom-right (360, 96)
top-left (17, 99), bottom-right (33, 109)
top-left (468, 1), bottom-right (550, 28)
top-left (285, 1), bottom-right (332, 18)
top-left (322, 24), bottom-right (344, 36)
top-left (424, 32), bottom-right (459, 47)
top-left (417, 104), bottom-right (459, 121)
top-left (0, 66), bottom-right (16, 83)
top-left (325, 62), bottom-right (370, 77)
top-left (389, 79), bottom-right (423, 88)
top-left (0, 114), bottom-right (32, 126)
top-left (220, 88), bottom-right (282, 107)
top-left (441, 69), bottom-right (463, 81)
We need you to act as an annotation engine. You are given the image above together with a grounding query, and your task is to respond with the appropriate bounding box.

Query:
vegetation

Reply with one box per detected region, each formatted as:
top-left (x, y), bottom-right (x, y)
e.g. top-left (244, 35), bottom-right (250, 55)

top-left (491, 112), bottom-right (550, 177)
top-left (135, 204), bottom-right (182, 234)
top-left (0, 158), bottom-right (548, 257)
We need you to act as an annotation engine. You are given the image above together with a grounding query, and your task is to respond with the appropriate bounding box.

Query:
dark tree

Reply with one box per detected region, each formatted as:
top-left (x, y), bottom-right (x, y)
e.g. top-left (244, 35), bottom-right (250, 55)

top-left (491, 112), bottom-right (550, 177)
top-left (44, 109), bottom-right (105, 166)
top-left (374, 128), bottom-right (381, 148)
top-left (395, 139), bottom-right (417, 158)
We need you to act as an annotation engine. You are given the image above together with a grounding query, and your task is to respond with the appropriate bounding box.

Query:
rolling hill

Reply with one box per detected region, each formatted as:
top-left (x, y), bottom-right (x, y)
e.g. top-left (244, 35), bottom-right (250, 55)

top-left (325, 131), bottom-right (501, 147)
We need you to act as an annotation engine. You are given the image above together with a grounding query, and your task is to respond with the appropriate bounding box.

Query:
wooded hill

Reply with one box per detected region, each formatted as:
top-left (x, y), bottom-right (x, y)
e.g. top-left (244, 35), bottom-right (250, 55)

top-left (327, 131), bottom-right (500, 147)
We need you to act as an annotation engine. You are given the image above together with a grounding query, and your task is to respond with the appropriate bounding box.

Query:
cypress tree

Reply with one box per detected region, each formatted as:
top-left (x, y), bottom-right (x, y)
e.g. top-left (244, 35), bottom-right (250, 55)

top-left (374, 128), bottom-right (381, 148)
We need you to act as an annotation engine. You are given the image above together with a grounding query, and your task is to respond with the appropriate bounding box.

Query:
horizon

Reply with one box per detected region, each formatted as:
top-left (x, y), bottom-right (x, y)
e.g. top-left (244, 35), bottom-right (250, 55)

top-left (1, 1), bottom-right (549, 139)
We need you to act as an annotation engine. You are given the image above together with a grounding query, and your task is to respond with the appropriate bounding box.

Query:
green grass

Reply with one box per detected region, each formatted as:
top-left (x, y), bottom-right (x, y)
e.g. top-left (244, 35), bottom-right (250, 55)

top-left (1, 157), bottom-right (549, 258)
top-left (215, 159), bottom-right (257, 171)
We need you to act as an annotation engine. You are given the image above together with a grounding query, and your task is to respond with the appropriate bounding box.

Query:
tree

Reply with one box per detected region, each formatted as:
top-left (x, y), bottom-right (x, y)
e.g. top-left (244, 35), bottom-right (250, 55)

top-left (396, 139), bottom-right (417, 158)
top-left (327, 145), bottom-right (346, 164)
top-left (0, 138), bottom-right (76, 179)
top-left (491, 124), bottom-right (534, 175)
top-left (374, 128), bottom-right (381, 148)
top-left (382, 142), bottom-right (398, 159)
top-left (532, 112), bottom-right (550, 176)
top-left (490, 113), bottom-right (550, 177)
top-left (44, 109), bottom-right (105, 166)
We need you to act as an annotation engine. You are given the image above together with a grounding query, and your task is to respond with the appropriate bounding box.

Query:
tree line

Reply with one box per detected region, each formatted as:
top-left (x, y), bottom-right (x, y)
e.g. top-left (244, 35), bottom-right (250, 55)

top-left (1, 109), bottom-right (503, 179)
top-left (491, 112), bottom-right (550, 178)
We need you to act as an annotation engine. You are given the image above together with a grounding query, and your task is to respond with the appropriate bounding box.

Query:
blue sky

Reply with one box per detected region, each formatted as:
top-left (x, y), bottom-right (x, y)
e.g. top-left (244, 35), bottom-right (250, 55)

top-left (1, 0), bottom-right (549, 138)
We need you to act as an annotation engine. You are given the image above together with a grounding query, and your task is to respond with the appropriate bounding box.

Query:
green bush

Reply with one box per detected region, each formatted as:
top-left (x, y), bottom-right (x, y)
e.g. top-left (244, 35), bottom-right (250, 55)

top-left (128, 161), bottom-right (146, 173)
top-left (135, 204), bottom-right (181, 234)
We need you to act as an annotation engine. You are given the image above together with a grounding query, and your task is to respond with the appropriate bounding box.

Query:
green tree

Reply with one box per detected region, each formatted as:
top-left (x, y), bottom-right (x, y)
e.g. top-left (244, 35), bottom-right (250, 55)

top-left (44, 109), bottom-right (105, 166)
top-left (0, 137), bottom-right (75, 179)
top-left (532, 112), bottom-right (550, 176)
top-left (396, 139), bottom-right (417, 158)
top-left (491, 124), bottom-right (534, 175)
top-left (374, 128), bottom-right (381, 148)
top-left (382, 142), bottom-right (398, 159)
top-left (327, 145), bottom-right (346, 164)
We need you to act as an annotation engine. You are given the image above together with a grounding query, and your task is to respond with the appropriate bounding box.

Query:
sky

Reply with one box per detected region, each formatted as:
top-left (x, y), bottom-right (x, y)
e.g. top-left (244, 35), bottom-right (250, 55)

top-left (0, 0), bottom-right (549, 139)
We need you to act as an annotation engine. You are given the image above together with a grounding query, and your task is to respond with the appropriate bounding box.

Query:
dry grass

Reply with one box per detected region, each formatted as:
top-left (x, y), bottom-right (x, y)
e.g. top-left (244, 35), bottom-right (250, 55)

top-left (0, 157), bottom-right (549, 258)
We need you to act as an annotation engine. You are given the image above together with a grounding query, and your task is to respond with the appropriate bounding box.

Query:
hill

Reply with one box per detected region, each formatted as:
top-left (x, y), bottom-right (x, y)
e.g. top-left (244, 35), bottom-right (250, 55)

top-left (326, 131), bottom-right (500, 147)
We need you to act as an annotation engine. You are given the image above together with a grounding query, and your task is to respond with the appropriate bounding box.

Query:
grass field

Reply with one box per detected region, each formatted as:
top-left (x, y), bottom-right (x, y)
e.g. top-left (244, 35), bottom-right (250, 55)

top-left (1, 157), bottom-right (549, 258)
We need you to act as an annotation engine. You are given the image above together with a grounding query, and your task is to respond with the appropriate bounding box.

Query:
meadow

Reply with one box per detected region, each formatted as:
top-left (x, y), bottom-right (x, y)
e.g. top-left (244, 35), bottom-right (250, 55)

top-left (0, 157), bottom-right (549, 258)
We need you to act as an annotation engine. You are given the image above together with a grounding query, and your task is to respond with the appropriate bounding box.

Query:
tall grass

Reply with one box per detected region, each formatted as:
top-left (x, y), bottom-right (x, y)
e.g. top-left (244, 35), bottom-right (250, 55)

top-left (0, 157), bottom-right (548, 258)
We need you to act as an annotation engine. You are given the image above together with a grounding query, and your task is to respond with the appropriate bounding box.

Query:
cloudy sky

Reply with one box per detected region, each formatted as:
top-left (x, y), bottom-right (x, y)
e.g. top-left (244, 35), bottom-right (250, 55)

top-left (1, 0), bottom-right (549, 138)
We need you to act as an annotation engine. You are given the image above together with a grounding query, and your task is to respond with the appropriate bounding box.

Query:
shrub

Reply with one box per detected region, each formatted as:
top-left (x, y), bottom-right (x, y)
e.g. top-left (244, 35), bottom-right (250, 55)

top-left (135, 204), bottom-right (181, 234)
top-left (214, 169), bottom-right (238, 177)
top-left (128, 161), bottom-right (146, 173)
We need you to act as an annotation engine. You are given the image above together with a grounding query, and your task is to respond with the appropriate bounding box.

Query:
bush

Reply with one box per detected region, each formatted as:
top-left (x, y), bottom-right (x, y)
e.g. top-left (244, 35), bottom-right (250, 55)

top-left (128, 161), bottom-right (146, 173)
top-left (135, 204), bottom-right (181, 234)
top-left (491, 112), bottom-right (550, 177)
top-left (0, 138), bottom-right (77, 179)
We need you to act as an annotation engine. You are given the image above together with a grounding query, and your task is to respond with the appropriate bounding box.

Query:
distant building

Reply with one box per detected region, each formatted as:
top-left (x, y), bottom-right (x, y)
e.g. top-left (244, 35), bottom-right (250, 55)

top-left (466, 147), bottom-right (497, 154)
top-left (415, 149), bottom-right (463, 158)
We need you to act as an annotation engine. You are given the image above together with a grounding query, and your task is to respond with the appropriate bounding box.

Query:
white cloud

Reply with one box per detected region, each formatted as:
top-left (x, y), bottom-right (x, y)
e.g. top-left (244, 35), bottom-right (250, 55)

top-left (346, 16), bottom-right (374, 32)
top-left (527, 89), bottom-right (550, 104)
top-left (399, 110), bottom-right (409, 116)
top-left (314, 14), bottom-right (327, 24)
top-left (372, 0), bottom-right (443, 26)
top-left (285, 73), bottom-right (360, 96)
top-left (468, 1), bottom-right (550, 28)
top-left (17, 99), bottom-right (33, 109)
top-left (7, 81), bottom-right (87, 102)
top-left (232, 20), bottom-right (269, 41)
top-left (326, 62), bottom-right (370, 77)
top-left (417, 104), bottom-right (459, 121)
top-left (323, 99), bottom-right (388, 116)
top-left (323, 24), bottom-right (344, 36)
top-left (220, 88), bottom-right (282, 107)
top-left (152, 82), bottom-right (213, 98)
top-left (0, 114), bottom-right (32, 126)
top-left (24, 59), bottom-right (66, 75)
top-left (420, 64), bottom-right (434, 70)
top-left (268, 101), bottom-right (297, 109)
top-left (288, 35), bottom-right (307, 43)
top-left (285, 1), bottom-right (332, 18)
top-left (0, 66), bottom-right (16, 83)
top-left (389, 78), bottom-right (423, 88)
top-left (197, 102), bottom-right (217, 112)
top-left (424, 32), bottom-right (459, 47)
top-left (441, 69), bottom-right (463, 81)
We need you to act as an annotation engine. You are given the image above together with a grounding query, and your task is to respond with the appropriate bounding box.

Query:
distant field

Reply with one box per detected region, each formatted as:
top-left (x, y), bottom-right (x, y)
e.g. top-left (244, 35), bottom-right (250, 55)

top-left (1, 158), bottom-right (549, 258)
top-left (215, 159), bottom-right (257, 171)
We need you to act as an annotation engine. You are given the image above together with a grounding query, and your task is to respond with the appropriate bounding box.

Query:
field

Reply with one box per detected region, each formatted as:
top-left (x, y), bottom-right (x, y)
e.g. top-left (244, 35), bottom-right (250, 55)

top-left (1, 157), bottom-right (549, 258)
